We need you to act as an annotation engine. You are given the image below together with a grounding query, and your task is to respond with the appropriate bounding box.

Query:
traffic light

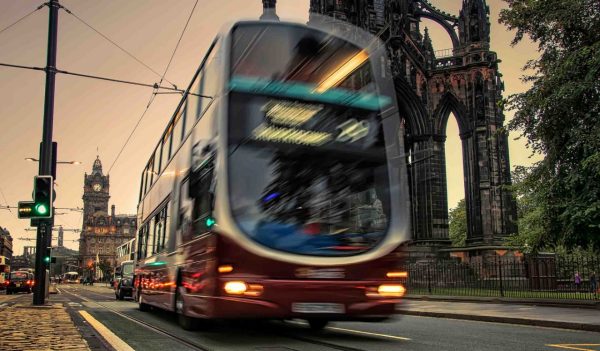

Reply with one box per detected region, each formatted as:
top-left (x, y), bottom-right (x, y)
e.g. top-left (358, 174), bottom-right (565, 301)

top-left (44, 247), bottom-right (51, 264)
top-left (17, 201), bottom-right (36, 219)
top-left (33, 176), bottom-right (53, 218)
top-left (43, 247), bottom-right (56, 265)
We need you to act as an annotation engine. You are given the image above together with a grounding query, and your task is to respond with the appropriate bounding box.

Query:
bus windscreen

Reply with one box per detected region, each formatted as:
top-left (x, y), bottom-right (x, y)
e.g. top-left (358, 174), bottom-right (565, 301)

top-left (228, 23), bottom-right (391, 257)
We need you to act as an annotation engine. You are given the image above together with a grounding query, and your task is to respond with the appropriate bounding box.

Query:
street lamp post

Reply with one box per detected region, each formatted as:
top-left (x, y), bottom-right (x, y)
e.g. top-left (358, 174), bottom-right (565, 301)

top-left (25, 158), bottom-right (82, 165)
top-left (32, 0), bottom-right (59, 306)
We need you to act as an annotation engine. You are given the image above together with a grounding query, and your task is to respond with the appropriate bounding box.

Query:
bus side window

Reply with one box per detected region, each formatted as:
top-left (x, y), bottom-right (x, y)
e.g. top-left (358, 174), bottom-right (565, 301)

top-left (137, 224), bottom-right (147, 260)
top-left (202, 40), bottom-right (221, 101)
top-left (148, 217), bottom-right (156, 256)
top-left (173, 108), bottom-right (184, 152)
top-left (153, 205), bottom-right (169, 253)
top-left (178, 178), bottom-right (194, 243)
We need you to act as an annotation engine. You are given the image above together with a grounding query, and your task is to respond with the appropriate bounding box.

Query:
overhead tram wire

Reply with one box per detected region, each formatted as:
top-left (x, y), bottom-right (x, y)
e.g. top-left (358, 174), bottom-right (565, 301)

top-left (157, 0), bottom-right (199, 88)
top-left (0, 62), bottom-right (186, 93)
top-left (0, 4), bottom-right (45, 36)
top-left (58, 4), bottom-right (178, 89)
top-left (0, 185), bottom-right (12, 214)
top-left (106, 0), bottom-right (199, 175)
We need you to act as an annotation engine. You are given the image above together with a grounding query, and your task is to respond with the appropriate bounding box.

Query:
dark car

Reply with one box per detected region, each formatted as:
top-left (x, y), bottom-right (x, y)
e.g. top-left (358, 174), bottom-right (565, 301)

top-left (6, 271), bottom-right (34, 294)
top-left (115, 261), bottom-right (134, 300)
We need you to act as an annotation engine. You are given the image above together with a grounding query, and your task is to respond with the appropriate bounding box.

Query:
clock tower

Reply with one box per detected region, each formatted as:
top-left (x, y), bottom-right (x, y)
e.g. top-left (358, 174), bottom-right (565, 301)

top-left (78, 155), bottom-right (137, 278)
top-left (82, 156), bottom-right (110, 220)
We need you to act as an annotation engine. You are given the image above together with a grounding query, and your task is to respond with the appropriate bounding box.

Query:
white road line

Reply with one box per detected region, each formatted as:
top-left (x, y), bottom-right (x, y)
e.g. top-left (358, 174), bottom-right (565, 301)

top-left (79, 310), bottom-right (135, 351)
top-left (288, 320), bottom-right (412, 341)
top-left (327, 326), bottom-right (412, 341)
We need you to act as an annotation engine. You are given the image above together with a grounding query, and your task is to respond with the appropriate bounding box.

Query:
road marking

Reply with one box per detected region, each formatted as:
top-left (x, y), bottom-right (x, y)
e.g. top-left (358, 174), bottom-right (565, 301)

top-left (79, 310), bottom-right (135, 351)
top-left (68, 302), bottom-right (82, 307)
top-left (327, 326), bottom-right (412, 341)
top-left (547, 344), bottom-right (600, 351)
top-left (288, 321), bottom-right (411, 341)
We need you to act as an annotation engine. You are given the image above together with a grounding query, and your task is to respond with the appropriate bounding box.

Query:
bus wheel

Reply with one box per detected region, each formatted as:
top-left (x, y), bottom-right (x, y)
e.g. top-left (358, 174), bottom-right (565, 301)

top-left (307, 319), bottom-right (328, 331)
top-left (175, 287), bottom-right (199, 331)
top-left (138, 293), bottom-right (150, 312)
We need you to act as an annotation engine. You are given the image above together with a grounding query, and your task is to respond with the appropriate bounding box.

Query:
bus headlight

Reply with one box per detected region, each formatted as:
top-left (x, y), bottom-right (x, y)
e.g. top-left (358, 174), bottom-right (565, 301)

top-left (224, 281), bottom-right (247, 295)
top-left (223, 281), bottom-right (263, 296)
top-left (377, 284), bottom-right (406, 297)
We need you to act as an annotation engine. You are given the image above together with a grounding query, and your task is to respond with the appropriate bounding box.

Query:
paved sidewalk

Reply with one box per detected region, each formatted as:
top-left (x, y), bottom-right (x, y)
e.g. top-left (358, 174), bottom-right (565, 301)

top-left (0, 303), bottom-right (91, 351)
top-left (396, 300), bottom-right (600, 332)
top-left (406, 294), bottom-right (600, 308)
top-left (0, 292), bottom-right (24, 305)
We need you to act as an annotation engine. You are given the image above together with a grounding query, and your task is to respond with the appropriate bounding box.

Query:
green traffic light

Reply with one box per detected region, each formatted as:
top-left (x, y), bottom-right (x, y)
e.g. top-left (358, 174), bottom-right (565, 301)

top-left (44, 256), bottom-right (51, 264)
top-left (34, 203), bottom-right (48, 215)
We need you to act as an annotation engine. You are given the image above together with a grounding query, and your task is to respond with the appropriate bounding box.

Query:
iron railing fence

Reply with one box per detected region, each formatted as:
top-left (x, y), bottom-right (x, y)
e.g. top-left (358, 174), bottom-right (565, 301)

top-left (402, 255), bottom-right (600, 300)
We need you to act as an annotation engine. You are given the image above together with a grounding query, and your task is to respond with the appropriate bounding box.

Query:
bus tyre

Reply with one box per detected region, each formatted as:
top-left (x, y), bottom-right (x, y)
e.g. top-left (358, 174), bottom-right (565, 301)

top-left (307, 319), bottom-right (328, 331)
top-left (138, 294), bottom-right (150, 312)
top-left (175, 287), bottom-right (199, 331)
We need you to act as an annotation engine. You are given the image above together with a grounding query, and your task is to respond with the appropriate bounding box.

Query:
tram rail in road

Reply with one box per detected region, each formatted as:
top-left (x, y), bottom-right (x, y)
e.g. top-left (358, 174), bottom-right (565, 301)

top-left (59, 286), bottom-right (383, 351)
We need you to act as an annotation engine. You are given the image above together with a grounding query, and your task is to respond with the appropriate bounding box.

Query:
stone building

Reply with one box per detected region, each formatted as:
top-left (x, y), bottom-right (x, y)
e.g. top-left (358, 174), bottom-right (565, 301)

top-left (0, 227), bottom-right (13, 276)
top-left (0, 226), bottom-right (13, 260)
top-left (9, 246), bottom-right (35, 271)
top-left (51, 227), bottom-right (80, 277)
top-left (78, 156), bottom-right (136, 276)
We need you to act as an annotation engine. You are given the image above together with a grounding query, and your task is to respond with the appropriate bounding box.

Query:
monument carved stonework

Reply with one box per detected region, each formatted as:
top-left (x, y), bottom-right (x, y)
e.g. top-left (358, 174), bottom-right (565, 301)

top-left (304, 0), bottom-right (518, 252)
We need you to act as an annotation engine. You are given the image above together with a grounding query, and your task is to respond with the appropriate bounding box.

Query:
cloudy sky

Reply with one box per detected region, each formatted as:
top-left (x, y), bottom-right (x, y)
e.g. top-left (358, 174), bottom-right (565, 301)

top-left (0, 0), bottom-right (539, 255)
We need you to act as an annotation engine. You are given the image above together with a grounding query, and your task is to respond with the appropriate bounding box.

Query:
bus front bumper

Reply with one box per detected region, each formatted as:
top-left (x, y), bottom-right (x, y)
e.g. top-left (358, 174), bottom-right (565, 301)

top-left (186, 279), bottom-right (402, 320)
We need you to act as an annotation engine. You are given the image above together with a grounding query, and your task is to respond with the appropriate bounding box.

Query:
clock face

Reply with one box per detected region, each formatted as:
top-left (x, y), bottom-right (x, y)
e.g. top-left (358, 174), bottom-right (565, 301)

top-left (93, 183), bottom-right (102, 192)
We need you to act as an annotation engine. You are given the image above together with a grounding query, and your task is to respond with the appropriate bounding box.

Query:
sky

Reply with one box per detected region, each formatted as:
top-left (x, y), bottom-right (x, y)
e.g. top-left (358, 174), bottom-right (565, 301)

top-left (0, 0), bottom-right (540, 256)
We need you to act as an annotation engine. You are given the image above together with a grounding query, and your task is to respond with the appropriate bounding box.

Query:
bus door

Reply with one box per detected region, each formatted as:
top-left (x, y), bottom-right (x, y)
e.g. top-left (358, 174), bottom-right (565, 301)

top-left (177, 150), bottom-right (216, 307)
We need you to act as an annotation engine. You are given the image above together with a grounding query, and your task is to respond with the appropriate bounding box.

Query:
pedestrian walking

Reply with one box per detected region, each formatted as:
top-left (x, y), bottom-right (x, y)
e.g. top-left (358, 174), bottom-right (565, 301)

top-left (574, 271), bottom-right (582, 292)
top-left (590, 272), bottom-right (597, 295)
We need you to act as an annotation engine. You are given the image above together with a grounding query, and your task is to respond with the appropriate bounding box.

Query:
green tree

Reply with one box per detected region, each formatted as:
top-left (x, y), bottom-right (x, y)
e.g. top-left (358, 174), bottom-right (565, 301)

top-left (449, 199), bottom-right (467, 247)
top-left (499, 0), bottom-right (600, 249)
top-left (505, 166), bottom-right (547, 252)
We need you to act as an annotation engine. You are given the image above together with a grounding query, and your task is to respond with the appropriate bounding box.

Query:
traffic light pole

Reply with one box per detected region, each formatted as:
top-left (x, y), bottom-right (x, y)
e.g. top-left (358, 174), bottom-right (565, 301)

top-left (33, 0), bottom-right (59, 306)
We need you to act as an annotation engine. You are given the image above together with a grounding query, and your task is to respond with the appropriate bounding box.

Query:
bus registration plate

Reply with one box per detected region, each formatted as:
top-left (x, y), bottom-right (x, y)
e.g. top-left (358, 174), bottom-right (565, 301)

top-left (292, 303), bottom-right (344, 314)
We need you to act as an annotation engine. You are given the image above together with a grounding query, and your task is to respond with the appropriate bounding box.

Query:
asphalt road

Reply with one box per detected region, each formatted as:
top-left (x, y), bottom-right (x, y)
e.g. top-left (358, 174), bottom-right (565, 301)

top-left (49, 285), bottom-right (600, 351)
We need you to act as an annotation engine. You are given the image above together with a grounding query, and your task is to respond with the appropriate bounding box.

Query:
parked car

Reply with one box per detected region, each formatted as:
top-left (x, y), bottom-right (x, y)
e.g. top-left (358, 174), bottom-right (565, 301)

top-left (5, 271), bottom-right (34, 294)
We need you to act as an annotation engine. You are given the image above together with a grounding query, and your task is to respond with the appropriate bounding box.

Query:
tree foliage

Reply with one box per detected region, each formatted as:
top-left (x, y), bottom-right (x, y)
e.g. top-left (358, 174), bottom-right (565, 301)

top-left (499, 0), bottom-right (600, 249)
top-left (505, 166), bottom-right (550, 252)
top-left (449, 199), bottom-right (467, 247)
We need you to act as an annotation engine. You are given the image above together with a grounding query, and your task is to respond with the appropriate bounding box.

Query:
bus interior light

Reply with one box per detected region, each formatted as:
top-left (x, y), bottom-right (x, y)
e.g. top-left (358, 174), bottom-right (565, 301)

top-left (377, 284), bottom-right (406, 297)
top-left (224, 281), bottom-right (247, 295)
top-left (386, 271), bottom-right (408, 278)
top-left (218, 265), bottom-right (234, 273)
top-left (315, 50), bottom-right (369, 93)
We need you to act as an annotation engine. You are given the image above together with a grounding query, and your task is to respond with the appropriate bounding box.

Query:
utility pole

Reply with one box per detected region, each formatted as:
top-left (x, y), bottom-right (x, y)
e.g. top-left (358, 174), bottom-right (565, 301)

top-left (260, 0), bottom-right (279, 21)
top-left (33, 0), bottom-right (59, 305)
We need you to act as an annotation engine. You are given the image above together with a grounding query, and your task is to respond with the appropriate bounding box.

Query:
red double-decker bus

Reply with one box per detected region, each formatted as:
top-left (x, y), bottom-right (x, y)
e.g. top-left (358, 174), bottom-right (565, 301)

top-left (134, 18), bottom-right (411, 331)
